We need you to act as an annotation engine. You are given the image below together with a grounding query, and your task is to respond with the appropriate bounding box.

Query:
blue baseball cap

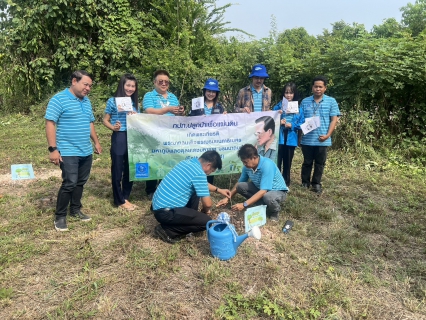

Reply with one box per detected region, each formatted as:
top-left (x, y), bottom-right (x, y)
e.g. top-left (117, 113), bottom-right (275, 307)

top-left (249, 64), bottom-right (269, 78)
top-left (203, 78), bottom-right (220, 92)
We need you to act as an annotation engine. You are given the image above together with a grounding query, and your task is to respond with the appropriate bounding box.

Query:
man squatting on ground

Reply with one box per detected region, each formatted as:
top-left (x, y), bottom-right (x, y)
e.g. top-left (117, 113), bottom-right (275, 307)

top-left (300, 76), bottom-right (340, 194)
top-left (217, 144), bottom-right (288, 221)
top-left (45, 70), bottom-right (102, 232)
top-left (151, 151), bottom-right (231, 244)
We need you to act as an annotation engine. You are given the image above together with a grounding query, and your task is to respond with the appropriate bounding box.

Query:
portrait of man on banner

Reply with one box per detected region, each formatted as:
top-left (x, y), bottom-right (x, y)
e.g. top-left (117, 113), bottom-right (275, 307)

top-left (254, 116), bottom-right (277, 160)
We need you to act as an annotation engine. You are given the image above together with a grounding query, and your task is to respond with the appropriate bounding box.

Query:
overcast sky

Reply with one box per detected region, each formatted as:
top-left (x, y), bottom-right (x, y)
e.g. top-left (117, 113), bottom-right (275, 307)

top-left (215, 0), bottom-right (412, 39)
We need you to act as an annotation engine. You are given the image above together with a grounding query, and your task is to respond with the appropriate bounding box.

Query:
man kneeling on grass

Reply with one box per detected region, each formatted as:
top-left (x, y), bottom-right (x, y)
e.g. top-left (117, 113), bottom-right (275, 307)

top-left (217, 144), bottom-right (288, 221)
top-left (152, 151), bottom-right (231, 244)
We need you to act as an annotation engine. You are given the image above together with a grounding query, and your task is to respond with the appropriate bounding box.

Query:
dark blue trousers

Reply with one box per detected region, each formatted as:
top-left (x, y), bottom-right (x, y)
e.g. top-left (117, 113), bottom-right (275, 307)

top-left (301, 145), bottom-right (328, 187)
top-left (56, 155), bottom-right (92, 217)
top-left (152, 193), bottom-right (210, 238)
top-left (111, 131), bottom-right (133, 206)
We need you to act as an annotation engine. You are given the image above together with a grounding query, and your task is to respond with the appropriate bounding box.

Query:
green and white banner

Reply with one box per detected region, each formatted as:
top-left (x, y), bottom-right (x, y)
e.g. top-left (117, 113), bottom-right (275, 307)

top-left (127, 111), bottom-right (281, 181)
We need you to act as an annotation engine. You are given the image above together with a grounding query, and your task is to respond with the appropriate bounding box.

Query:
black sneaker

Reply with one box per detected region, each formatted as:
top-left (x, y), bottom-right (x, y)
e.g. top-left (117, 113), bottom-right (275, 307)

top-left (54, 217), bottom-right (68, 231)
top-left (301, 183), bottom-right (310, 188)
top-left (270, 215), bottom-right (279, 222)
top-left (311, 184), bottom-right (322, 195)
top-left (154, 225), bottom-right (180, 244)
top-left (69, 211), bottom-right (91, 221)
top-left (186, 231), bottom-right (205, 239)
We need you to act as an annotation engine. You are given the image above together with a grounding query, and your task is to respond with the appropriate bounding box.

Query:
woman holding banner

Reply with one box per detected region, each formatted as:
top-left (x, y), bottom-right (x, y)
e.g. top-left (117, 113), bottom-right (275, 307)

top-left (103, 74), bottom-right (139, 210)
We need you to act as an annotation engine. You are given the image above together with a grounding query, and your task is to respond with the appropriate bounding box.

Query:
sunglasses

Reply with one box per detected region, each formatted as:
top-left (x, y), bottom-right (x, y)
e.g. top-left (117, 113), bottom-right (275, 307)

top-left (157, 80), bottom-right (170, 85)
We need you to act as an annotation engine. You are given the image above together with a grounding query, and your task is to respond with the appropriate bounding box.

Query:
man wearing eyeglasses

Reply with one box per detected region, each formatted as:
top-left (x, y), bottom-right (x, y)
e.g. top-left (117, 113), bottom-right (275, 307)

top-left (142, 69), bottom-right (184, 199)
top-left (235, 64), bottom-right (272, 113)
top-left (143, 69), bottom-right (184, 116)
top-left (45, 70), bottom-right (102, 232)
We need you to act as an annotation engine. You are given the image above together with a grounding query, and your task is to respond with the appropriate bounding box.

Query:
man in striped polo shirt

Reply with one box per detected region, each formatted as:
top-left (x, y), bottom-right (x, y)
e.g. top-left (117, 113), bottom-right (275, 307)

top-left (234, 64), bottom-right (272, 113)
top-left (151, 151), bottom-right (231, 244)
top-left (142, 69), bottom-right (184, 199)
top-left (45, 70), bottom-right (102, 231)
top-left (300, 76), bottom-right (340, 194)
top-left (217, 144), bottom-right (288, 221)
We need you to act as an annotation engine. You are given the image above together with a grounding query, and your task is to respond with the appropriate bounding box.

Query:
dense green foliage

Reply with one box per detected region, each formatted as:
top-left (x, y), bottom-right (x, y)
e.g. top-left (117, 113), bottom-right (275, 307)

top-left (0, 0), bottom-right (425, 164)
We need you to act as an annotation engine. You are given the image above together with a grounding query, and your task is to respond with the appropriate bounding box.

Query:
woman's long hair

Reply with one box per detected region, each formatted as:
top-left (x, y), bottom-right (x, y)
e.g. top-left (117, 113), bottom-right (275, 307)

top-left (114, 74), bottom-right (139, 109)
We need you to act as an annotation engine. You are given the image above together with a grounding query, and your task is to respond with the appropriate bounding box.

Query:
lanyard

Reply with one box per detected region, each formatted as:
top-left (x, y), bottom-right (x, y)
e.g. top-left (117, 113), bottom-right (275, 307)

top-left (312, 100), bottom-right (322, 116)
top-left (160, 98), bottom-right (170, 109)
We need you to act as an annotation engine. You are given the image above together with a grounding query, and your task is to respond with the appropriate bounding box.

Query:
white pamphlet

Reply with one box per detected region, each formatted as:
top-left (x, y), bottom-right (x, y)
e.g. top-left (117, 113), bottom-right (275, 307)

top-left (301, 116), bottom-right (320, 134)
top-left (281, 97), bottom-right (288, 113)
top-left (191, 97), bottom-right (204, 110)
top-left (115, 97), bottom-right (133, 112)
top-left (286, 101), bottom-right (299, 114)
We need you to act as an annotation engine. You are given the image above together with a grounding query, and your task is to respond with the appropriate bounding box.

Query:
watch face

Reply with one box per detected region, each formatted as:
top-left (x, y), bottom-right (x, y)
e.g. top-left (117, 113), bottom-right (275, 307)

top-left (48, 146), bottom-right (57, 152)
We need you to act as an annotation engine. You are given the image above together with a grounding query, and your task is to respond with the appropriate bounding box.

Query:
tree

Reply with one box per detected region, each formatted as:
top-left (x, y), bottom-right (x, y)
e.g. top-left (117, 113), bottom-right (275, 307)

top-left (0, 0), bottom-right (159, 109)
top-left (372, 18), bottom-right (405, 38)
top-left (0, 0), bottom-right (240, 111)
top-left (401, 0), bottom-right (426, 36)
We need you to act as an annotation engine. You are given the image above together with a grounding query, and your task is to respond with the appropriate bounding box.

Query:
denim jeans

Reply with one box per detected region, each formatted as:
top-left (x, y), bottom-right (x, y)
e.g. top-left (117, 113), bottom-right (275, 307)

top-left (56, 155), bottom-right (92, 218)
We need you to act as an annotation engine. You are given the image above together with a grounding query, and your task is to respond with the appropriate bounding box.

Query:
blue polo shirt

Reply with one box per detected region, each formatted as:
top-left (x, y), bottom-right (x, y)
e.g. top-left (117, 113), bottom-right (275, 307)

top-left (239, 156), bottom-right (288, 191)
top-left (104, 97), bottom-right (138, 132)
top-left (142, 89), bottom-right (180, 116)
top-left (45, 88), bottom-right (95, 157)
top-left (300, 95), bottom-right (340, 147)
top-left (152, 158), bottom-right (210, 210)
top-left (251, 86), bottom-right (263, 112)
top-left (204, 103), bottom-right (213, 116)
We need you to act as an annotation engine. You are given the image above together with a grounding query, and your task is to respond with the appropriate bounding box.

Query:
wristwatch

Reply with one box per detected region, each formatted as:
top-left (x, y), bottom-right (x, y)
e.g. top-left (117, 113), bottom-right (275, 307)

top-left (243, 201), bottom-right (248, 208)
top-left (48, 146), bottom-right (57, 152)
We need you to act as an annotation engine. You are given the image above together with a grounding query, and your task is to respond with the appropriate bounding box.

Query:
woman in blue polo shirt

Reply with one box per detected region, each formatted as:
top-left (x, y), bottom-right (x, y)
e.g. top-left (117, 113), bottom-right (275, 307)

top-left (189, 78), bottom-right (226, 184)
top-left (273, 82), bottom-right (304, 186)
top-left (103, 74), bottom-right (139, 210)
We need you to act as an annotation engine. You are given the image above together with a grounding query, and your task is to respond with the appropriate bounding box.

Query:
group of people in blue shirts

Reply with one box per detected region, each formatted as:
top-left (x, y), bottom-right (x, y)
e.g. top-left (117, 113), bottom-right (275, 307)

top-left (103, 65), bottom-right (340, 212)
top-left (45, 66), bottom-right (339, 235)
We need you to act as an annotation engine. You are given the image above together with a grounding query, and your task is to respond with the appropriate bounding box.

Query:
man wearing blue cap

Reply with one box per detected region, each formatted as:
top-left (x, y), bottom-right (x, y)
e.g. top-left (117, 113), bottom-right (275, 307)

top-left (235, 64), bottom-right (272, 113)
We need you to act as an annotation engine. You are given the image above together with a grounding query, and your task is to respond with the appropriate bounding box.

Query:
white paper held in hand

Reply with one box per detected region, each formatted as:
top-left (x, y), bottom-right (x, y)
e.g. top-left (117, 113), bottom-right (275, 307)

top-left (115, 97), bottom-right (133, 112)
top-left (191, 97), bottom-right (204, 110)
top-left (301, 116), bottom-right (320, 134)
top-left (286, 101), bottom-right (299, 114)
top-left (281, 97), bottom-right (288, 113)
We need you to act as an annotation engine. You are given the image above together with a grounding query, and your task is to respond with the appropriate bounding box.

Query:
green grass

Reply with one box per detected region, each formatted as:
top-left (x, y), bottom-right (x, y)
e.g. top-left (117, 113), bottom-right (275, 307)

top-left (0, 113), bottom-right (425, 319)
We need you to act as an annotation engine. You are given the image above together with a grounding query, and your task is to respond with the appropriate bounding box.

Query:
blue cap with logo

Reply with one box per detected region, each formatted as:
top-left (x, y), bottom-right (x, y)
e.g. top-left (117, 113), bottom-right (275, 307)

top-left (249, 64), bottom-right (269, 78)
top-left (203, 78), bottom-right (220, 92)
